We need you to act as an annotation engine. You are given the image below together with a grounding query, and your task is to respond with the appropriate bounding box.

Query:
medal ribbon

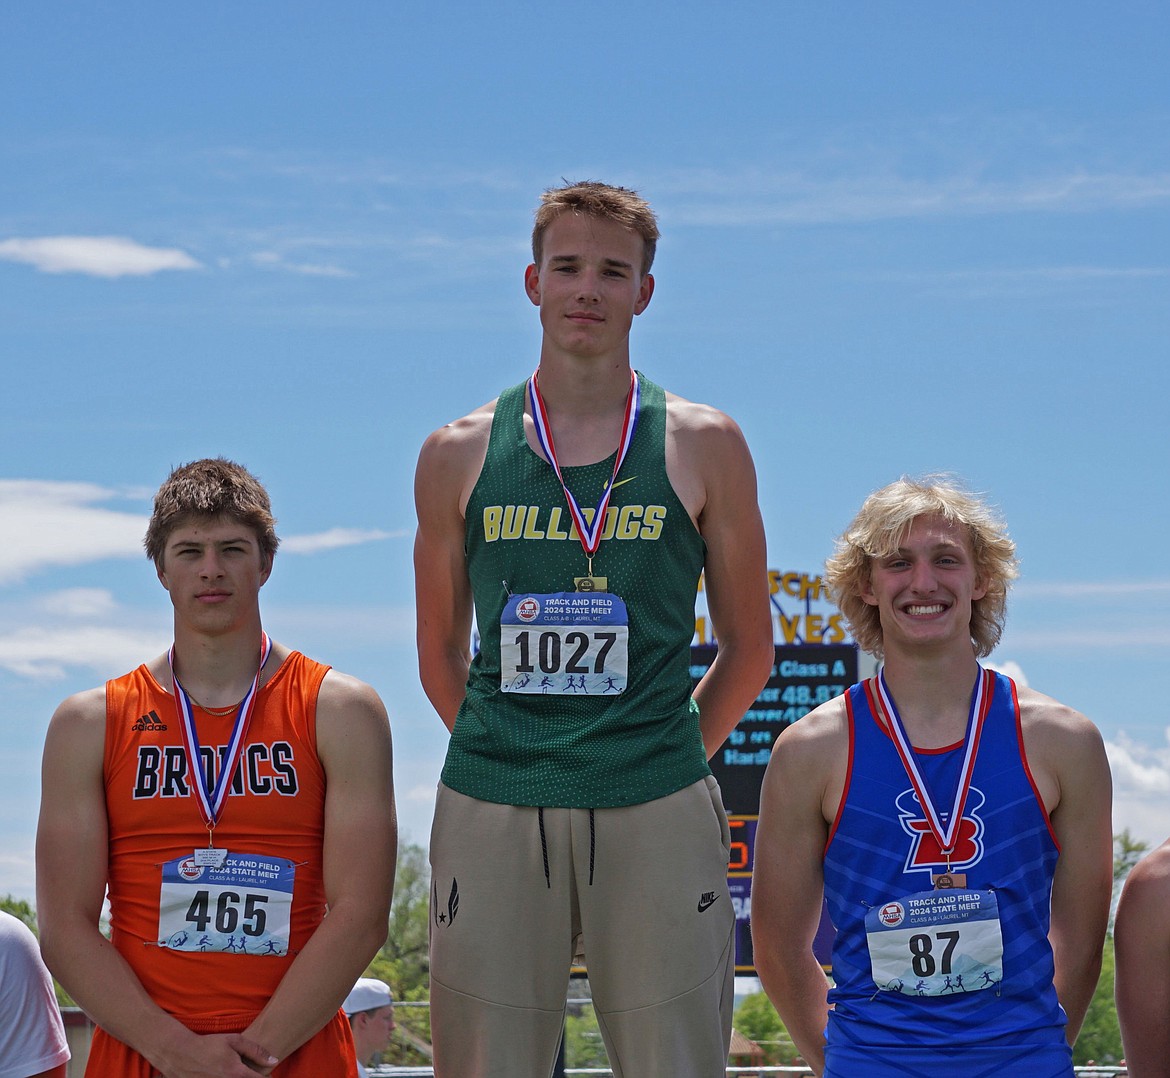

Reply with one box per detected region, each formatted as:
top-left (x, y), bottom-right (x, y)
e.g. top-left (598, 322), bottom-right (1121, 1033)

top-left (873, 665), bottom-right (992, 860)
top-left (168, 633), bottom-right (272, 834)
top-left (527, 369), bottom-right (641, 559)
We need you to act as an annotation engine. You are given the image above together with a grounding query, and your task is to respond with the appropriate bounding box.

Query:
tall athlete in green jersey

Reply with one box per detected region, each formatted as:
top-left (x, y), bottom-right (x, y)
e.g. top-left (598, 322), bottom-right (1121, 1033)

top-left (414, 181), bottom-right (774, 1078)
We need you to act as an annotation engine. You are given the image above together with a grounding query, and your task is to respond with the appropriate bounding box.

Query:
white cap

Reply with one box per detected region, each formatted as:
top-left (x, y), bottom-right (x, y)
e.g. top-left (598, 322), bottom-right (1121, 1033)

top-left (344, 977), bottom-right (394, 1016)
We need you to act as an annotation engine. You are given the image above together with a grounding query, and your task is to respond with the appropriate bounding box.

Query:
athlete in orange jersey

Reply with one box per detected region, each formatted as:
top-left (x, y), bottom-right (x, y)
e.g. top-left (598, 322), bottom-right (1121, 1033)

top-left (36, 458), bottom-right (397, 1078)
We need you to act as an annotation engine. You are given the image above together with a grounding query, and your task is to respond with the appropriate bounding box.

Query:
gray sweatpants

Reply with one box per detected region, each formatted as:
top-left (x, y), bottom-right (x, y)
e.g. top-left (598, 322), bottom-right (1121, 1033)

top-left (428, 777), bottom-right (736, 1078)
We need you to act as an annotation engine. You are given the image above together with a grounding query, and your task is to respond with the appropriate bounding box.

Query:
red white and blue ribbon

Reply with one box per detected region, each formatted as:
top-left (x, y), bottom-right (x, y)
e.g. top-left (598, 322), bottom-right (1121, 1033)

top-left (527, 369), bottom-right (641, 559)
top-left (873, 665), bottom-right (993, 862)
top-left (168, 633), bottom-right (272, 834)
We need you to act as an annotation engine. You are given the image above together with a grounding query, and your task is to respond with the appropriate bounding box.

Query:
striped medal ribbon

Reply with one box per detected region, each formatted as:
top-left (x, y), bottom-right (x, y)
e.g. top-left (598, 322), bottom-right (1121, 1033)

top-left (873, 665), bottom-right (993, 873)
top-left (527, 368), bottom-right (641, 565)
top-left (168, 632), bottom-right (272, 865)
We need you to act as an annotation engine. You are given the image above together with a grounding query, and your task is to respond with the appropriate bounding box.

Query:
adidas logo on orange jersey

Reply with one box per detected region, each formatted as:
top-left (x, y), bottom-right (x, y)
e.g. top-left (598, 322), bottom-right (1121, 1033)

top-left (131, 710), bottom-right (168, 732)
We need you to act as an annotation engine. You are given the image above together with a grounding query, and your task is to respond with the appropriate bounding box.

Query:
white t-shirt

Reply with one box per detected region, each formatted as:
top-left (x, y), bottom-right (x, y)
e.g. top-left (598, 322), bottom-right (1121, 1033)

top-left (0, 911), bottom-right (70, 1078)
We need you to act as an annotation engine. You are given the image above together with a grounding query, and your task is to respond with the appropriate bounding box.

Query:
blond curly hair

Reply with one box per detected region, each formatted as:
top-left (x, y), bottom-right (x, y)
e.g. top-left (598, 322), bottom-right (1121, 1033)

top-left (824, 475), bottom-right (1018, 659)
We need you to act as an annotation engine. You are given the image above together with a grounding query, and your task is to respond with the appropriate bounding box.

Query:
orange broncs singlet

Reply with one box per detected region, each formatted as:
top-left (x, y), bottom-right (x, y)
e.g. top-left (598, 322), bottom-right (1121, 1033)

top-left (87, 651), bottom-right (358, 1077)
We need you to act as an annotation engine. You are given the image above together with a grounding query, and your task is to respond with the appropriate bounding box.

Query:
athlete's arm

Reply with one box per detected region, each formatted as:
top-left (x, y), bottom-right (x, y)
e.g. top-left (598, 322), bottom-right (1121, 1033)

top-left (668, 401), bottom-right (773, 756)
top-left (243, 671), bottom-right (396, 1060)
top-left (36, 689), bottom-right (278, 1078)
top-left (1026, 692), bottom-right (1112, 1044)
top-left (1115, 842), bottom-right (1170, 1076)
top-left (414, 411), bottom-right (490, 731)
top-left (751, 704), bottom-right (841, 1076)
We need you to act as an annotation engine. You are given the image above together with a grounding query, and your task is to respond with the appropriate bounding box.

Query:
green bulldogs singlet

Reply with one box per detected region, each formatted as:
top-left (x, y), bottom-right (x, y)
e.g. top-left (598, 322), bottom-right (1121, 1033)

top-left (441, 374), bottom-right (710, 808)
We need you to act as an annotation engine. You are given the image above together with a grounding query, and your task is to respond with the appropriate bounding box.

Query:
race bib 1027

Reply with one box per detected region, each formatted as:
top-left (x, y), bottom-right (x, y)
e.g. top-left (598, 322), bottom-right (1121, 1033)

top-left (499, 591), bottom-right (629, 696)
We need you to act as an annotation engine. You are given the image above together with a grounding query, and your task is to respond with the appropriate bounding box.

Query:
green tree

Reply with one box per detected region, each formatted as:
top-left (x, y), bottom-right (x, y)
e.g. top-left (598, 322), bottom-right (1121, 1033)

top-left (1114, 829), bottom-right (1148, 883)
top-left (361, 841), bottom-right (433, 1066)
top-left (733, 990), bottom-right (798, 1064)
top-left (1112, 828), bottom-right (1148, 928)
top-left (1070, 830), bottom-right (1148, 1065)
top-left (1073, 935), bottom-right (1122, 1065)
top-left (564, 1004), bottom-right (608, 1067)
top-left (367, 841), bottom-right (429, 994)
top-left (1, 894), bottom-right (37, 930)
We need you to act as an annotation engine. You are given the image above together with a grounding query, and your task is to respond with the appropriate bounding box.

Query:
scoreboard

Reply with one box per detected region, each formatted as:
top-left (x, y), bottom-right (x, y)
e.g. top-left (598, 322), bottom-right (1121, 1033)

top-left (693, 643), bottom-right (857, 815)
top-left (691, 640), bottom-right (859, 974)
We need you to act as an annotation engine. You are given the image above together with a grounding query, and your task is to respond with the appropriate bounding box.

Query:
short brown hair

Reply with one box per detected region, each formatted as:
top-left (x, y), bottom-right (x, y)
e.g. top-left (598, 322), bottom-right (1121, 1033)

top-left (532, 180), bottom-right (659, 277)
top-left (824, 475), bottom-right (1018, 659)
top-left (144, 458), bottom-right (279, 568)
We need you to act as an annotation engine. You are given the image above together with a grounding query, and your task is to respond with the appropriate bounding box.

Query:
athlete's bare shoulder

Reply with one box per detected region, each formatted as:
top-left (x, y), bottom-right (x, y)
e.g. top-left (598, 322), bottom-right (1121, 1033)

top-left (1125, 837), bottom-right (1170, 894)
top-left (1119, 838), bottom-right (1170, 941)
top-left (420, 399), bottom-right (497, 464)
top-left (316, 667), bottom-right (388, 716)
top-left (50, 684), bottom-right (108, 729)
top-left (662, 390), bottom-right (757, 524)
top-left (779, 693), bottom-right (850, 753)
top-left (764, 694), bottom-right (851, 822)
top-left (43, 684), bottom-right (110, 774)
top-left (416, 398), bottom-right (497, 514)
top-left (1014, 682), bottom-right (1108, 814)
top-left (315, 668), bottom-right (392, 766)
top-left (1014, 683), bottom-right (1102, 743)
top-left (663, 390), bottom-right (747, 442)
top-left (767, 696), bottom-right (851, 787)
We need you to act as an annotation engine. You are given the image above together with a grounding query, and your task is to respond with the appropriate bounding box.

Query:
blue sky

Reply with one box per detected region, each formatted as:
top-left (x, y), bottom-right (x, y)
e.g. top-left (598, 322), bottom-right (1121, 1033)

top-left (2, 2), bottom-right (1168, 901)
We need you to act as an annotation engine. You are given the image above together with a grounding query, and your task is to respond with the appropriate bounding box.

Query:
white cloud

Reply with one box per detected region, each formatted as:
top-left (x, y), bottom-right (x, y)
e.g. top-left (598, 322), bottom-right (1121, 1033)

top-left (0, 480), bottom-right (146, 584)
top-left (1005, 627), bottom-right (1170, 649)
top-left (1106, 732), bottom-right (1170, 848)
top-left (0, 478), bottom-right (409, 681)
top-left (946, 266), bottom-right (1168, 284)
top-left (878, 265), bottom-right (1170, 301)
top-left (280, 528), bottom-right (405, 555)
top-left (1016, 579), bottom-right (1170, 598)
top-left (261, 603), bottom-right (417, 648)
top-left (1107, 734), bottom-right (1170, 795)
top-left (250, 250), bottom-right (354, 278)
top-left (0, 480), bottom-right (404, 584)
top-left (0, 624), bottom-right (167, 679)
top-left (36, 588), bottom-right (120, 618)
top-left (0, 850), bottom-right (35, 903)
top-left (985, 659), bottom-right (1029, 686)
top-left (1113, 801), bottom-right (1170, 851)
top-left (1004, 579), bottom-right (1170, 649)
top-left (972, 659), bottom-right (1169, 847)
top-left (0, 236), bottom-right (201, 278)
top-left (664, 170), bottom-right (1170, 229)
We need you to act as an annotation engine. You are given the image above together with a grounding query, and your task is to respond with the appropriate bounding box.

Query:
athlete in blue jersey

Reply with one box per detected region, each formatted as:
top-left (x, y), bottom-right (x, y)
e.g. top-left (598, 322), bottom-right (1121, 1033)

top-left (751, 477), bottom-right (1112, 1077)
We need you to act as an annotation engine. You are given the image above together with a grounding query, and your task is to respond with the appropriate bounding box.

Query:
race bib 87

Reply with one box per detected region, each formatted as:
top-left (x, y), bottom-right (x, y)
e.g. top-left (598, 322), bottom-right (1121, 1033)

top-left (866, 888), bottom-right (1004, 997)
